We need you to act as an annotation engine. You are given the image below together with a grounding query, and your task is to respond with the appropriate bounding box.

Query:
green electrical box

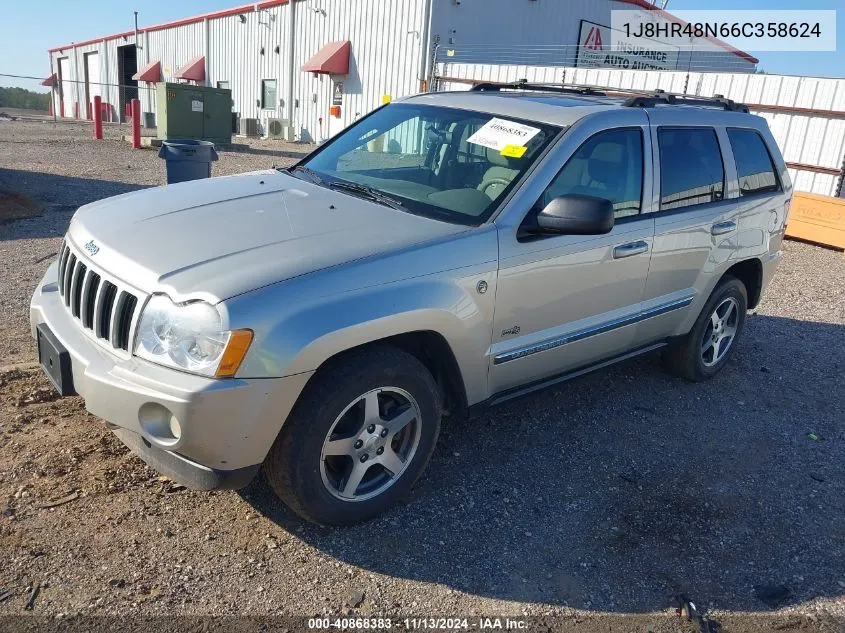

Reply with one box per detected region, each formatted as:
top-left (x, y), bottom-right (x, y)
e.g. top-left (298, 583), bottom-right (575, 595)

top-left (156, 83), bottom-right (232, 144)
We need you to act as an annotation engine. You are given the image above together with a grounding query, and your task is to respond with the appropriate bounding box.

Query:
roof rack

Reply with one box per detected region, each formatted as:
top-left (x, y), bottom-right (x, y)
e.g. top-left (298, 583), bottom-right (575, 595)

top-left (469, 79), bottom-right (606, 97)
top-left (623, 89), bottom-right (749, 113)
top-left (466, 81), bottom-right (750, 113)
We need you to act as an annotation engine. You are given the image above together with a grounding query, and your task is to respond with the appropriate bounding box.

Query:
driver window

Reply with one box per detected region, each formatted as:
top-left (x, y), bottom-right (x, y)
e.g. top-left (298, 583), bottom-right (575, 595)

top-left (541, 128), bottom-right (644, 219)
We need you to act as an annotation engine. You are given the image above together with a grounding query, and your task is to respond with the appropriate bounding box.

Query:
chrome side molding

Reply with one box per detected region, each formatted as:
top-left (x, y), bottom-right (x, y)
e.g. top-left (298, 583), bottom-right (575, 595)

top-left (493, 295), bottom-right (694, 365)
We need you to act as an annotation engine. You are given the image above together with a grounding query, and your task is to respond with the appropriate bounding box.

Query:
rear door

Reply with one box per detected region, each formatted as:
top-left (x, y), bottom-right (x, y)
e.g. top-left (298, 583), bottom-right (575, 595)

top-left (635, 111), bottom-right (740, 345)
top-left (490, 109), bottom-right (656, 395)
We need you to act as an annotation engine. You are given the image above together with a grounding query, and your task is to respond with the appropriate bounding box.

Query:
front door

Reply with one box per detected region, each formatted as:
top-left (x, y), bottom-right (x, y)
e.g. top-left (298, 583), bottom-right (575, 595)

top-left (490, 111), bottom-right (655, 395)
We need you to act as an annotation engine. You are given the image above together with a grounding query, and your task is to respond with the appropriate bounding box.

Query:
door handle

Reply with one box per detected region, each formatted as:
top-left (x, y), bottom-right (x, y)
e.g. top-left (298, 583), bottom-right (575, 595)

top-left (711, 220), bottom-right (736, 236)
top-left (613, 240), bottom-right (649, 259)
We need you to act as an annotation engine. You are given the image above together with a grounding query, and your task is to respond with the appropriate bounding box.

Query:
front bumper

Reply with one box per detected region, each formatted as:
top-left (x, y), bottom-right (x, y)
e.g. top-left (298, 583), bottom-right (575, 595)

top-left (30, 262), bottom-right (313, 488)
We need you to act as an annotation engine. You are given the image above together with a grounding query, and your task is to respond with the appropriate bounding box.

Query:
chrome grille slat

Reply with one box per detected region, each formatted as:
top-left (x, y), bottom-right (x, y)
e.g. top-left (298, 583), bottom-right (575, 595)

top-left (92, 276), bottom-right (107, 340)
top-left (125, 296), bottom-right (141, 354)
top-left (58, 247), bottom-right (69, 298)
top-left (108, 291), bottom-right (127, 349)
top-left (98, 281), bottom-right (118, 342)
top-left (57, 243), bottom-right (70, 296)
top-left (82, 272), bottom-right (100, 329)
top-left (70, 261), bottom-right (87, 318)
top-left (79, 268), bottom-right (93, 315)
top-left (62, 254), bottom-right (76, 305)
top-left (54, 240), bottom-right (141, 353)
top-left (117, 294), bottom-right (138, 351)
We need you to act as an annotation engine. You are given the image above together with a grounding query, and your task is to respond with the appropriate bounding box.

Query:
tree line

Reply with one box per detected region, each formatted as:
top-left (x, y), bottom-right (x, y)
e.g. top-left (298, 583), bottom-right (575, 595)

top-left (0, 87), bottom-right (50, 111)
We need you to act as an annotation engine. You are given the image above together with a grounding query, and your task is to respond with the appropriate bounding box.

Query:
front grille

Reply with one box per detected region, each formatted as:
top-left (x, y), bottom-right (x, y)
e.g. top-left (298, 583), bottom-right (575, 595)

top-left (56, 240), bottom-right (141, 352)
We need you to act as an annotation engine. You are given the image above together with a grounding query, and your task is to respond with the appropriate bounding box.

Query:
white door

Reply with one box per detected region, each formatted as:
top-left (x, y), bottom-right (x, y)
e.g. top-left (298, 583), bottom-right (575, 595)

top-left (85, 52), bottom-right (100, 119)
top-left (58, 57), bottom-right (74, 118)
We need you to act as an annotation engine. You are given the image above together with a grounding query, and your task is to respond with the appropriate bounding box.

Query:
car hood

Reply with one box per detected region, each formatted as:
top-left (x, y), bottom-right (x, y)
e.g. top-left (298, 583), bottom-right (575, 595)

top-left (67, 170), bottom-right (469, 302)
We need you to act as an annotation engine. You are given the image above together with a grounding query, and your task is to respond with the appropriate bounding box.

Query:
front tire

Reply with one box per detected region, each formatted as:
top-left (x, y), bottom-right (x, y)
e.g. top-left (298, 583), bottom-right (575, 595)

top-left (663, 276), bottom-right (748, 382)
top-left (263, 346), bottom-right (441, 526)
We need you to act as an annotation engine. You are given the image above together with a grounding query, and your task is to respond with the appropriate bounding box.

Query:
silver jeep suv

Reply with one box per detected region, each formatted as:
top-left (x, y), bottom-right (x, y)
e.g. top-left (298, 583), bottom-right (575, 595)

top-left (31, 83), bottom-right (791, 525)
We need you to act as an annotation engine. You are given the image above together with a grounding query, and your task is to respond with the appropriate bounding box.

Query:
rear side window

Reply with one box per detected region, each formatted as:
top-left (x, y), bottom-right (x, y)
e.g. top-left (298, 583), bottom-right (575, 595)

top-left (542, 128), bottom-right (644, 218)
top-left (727, 128), bottom-right (780, 195)
top-left (658, 127), bottom-right (724, 211)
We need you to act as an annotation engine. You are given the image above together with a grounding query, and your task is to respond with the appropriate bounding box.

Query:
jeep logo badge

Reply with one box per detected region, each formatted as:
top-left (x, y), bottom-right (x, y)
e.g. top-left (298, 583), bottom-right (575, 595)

top-left (84, 240), bottom-right (100, 256)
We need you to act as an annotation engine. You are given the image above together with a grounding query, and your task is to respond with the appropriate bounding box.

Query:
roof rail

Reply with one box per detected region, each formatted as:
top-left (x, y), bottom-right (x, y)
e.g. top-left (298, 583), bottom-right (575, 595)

top-left (623, 89), bottom-right (749, 113)
top-left (469, 79), bottom-right (606, 97)
top-left (466, 81), bottom-right (750, 113)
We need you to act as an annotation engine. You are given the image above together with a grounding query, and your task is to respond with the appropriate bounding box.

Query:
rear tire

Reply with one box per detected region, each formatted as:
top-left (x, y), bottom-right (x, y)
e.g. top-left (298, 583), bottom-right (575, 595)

top-left (263, 346), bottom-right (441, 526)
top-left (663, 276), bottom-right (748, 382)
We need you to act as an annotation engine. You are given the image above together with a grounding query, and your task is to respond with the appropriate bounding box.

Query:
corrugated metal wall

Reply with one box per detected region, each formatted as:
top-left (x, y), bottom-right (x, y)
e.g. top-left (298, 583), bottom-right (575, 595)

top-left (46, 0), bottom-right (760, 143)
top-left (430, 0), bottom-right (756, 73)
top-left (208, 6), bottom-right (288, 124)
top-left (434, 62), bottom-right (845, 197)
top-left (50, 34), bottom-right (141, 123)
top-left (291, 0), bottom-right (426, 142)
top-left (48, 0), bottom-right (426, 143)
top-left (144, 21), bottom-right (207, 114)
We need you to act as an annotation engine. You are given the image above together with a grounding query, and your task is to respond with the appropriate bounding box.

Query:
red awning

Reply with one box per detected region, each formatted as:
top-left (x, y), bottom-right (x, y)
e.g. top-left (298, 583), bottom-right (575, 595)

top-left (302, 41), bottom-right (350, 75)
top-left (133, 60), bottom-right (161, 83)
top-left (41, 73), bottom-right (57, 87)
top-left (174, 56), bottom-right (205, 82)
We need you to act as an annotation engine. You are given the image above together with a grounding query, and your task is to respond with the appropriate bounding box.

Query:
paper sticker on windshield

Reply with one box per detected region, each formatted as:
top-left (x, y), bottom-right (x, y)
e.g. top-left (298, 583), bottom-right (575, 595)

top-left (501, 144), bottom-right (527, 158)
top-left (467, 118), bottom-right (540, 152)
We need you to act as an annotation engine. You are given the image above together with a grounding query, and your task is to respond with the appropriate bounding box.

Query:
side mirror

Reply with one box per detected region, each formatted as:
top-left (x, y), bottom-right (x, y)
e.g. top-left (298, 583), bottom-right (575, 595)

top-left (535, 194), bottom-right (615, 235)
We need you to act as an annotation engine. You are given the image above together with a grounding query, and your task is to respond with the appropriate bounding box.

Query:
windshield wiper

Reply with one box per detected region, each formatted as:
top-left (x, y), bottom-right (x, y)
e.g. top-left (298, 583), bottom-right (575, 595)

top-left (286, 165), bottom-right (325, 185)
top-left (329, 181), bottom-right (405, 210)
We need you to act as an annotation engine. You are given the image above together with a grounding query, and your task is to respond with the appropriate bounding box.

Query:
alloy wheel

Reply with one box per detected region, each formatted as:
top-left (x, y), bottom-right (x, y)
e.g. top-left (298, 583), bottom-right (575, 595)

top-left (319, 387), bottom-right (422, 502)
top-left (701, 297), bottom-right (740, 367)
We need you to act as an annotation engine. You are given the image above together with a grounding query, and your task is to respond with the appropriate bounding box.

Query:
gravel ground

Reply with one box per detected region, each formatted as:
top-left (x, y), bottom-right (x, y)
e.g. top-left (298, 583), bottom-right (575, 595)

top-left (0, 119), bottom-right (843, 632)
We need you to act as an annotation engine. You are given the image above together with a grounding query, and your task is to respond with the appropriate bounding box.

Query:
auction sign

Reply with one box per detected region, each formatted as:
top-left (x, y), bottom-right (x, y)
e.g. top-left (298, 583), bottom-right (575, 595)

top-left (576, 19), bottom-right (680, 71)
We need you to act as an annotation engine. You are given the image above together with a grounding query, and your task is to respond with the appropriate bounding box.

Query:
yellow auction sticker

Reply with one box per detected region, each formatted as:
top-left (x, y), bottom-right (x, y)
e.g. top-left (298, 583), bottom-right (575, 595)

top-left (501, 144), bottom-right (527, 158)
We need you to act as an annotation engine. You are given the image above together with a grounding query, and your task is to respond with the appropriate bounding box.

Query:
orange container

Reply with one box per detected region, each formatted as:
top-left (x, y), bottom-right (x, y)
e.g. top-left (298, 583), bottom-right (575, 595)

top-left (786, 192), bottom-right (845, 251)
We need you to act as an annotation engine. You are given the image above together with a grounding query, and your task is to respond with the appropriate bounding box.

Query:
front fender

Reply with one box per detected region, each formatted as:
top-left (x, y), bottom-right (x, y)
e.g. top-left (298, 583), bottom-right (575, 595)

top-left (227, 264), bottom-right (497, 407)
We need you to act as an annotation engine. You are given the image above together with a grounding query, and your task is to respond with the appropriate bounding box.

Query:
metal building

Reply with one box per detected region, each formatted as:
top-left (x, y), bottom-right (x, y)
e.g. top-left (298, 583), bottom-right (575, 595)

top-left (44, 0), bottom-right (757, 143)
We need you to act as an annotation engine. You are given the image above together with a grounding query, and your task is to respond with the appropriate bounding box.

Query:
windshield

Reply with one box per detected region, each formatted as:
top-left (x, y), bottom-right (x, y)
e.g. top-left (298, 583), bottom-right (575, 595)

top-left (295, 103), bottom-right (560, 225)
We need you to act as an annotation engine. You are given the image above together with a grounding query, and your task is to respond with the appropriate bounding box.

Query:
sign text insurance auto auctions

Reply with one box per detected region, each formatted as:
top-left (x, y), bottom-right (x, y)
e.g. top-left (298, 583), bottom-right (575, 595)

top-left (576, 19), bottom-right (680, 71)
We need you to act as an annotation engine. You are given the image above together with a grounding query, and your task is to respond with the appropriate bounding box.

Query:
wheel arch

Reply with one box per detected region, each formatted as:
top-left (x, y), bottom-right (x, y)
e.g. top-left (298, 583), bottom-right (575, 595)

top-left (302, 330), bottom-right (470, 419)
top-left (723, 258), bottom-right (763, 309)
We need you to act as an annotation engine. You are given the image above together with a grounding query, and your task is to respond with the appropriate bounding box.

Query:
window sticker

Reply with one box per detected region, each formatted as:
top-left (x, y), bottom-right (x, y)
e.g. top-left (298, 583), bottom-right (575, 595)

top-left (501, 144), bottom-right (528, 158)
top-left (467, 118), bottom-right (540, 152)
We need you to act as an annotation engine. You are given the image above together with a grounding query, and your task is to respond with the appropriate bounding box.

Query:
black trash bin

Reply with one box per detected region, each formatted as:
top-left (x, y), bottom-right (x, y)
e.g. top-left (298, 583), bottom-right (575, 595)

top-left (158, 139), bottom-right (219, 184)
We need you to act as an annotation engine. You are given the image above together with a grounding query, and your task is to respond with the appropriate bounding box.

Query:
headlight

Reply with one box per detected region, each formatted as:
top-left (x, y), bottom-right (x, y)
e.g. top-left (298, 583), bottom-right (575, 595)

top-left (133, 294), bottom-right (252, 378)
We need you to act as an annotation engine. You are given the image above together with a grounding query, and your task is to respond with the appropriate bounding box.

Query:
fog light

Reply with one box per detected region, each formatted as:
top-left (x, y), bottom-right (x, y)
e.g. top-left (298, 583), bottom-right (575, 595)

top-left (169, 415), bottom-right (182, 440)
top-left (138, 402), bottom-right (182, 446)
